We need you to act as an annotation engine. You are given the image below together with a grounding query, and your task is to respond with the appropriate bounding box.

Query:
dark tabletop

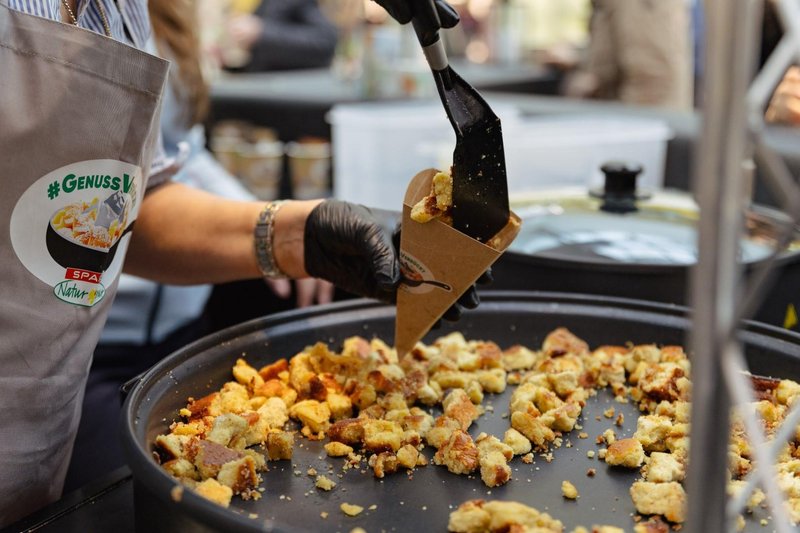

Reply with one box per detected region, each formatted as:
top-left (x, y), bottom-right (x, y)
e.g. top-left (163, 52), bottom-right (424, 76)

top-left (2, 468), bottom-right (134, 533)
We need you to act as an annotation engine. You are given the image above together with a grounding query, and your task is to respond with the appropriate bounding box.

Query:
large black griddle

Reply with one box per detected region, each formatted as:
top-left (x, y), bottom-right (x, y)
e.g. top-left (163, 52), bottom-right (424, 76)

top-left (121, 292), bottom-right (800, 532)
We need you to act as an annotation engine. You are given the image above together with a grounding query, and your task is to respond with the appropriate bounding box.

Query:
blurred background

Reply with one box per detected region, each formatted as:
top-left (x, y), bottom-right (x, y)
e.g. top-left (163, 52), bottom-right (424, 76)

top-left (198, 0), bottom-right (701, 208)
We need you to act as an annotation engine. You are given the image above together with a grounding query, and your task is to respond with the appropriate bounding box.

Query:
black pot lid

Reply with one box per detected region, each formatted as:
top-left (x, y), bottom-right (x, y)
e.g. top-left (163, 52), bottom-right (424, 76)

top-left (509, 188), bottom-right (781, 266)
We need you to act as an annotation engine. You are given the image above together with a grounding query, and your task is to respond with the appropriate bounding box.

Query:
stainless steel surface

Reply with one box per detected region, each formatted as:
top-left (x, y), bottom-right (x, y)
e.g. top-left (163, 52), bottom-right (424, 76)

top-left (689, 0), bottom-right (800, 531)
top-left (687, 0), bottom-right (759, 531)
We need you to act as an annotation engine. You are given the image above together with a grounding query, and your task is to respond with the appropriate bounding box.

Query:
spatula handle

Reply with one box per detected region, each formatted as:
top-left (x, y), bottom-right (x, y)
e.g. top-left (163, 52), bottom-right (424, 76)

top-left (410, 0), bottom-right (451, 89)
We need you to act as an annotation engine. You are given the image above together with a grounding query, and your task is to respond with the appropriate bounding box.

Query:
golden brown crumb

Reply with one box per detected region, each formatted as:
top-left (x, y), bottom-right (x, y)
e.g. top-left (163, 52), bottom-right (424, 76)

top-left (324, 441), bottom-right (353, 457)
top-left (448, 500), bottom-right (563, 533)
top-left (503, 428), bottom-right (532, 456)
top-left (542, 327), bottom-right (589, 358)
top-left (604, 438), bottom-right (645, 468)
top-left (217, 455), bottom-right (259, 494)
top-left (630, 481), bottom-right (687, 523)
top-left (434, 430), bottom-right (479, 475)
top-left (521, 452), bottom-right (534, 464)
top-left (644, 452), bottom-right (684, 483)
top-left (170, 485), bottom-right (184, 502)
top-left (633, 516), bottom-right (670, 533)
top-left (561, 480), bottom-right (579, 499)
top-left (340, 502), bottom-right (364, 517)
top-left (410, 171), bottom-right (453, 223)
top-left (266, 431), bottom-right (293, 461)
top-left (194, 478), bottom-right (233, 507)
top-left (315, 475), bottom-right (336, 491)
top-left (476, 435), bottom-right (513, 488)
top-left (369, 451), bottom-right (399, 478)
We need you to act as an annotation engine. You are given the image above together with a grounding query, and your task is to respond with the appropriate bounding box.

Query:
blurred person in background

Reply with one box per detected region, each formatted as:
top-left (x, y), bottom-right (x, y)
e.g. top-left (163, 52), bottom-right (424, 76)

top-left (766, 66), bottom-right (800, 126)
top-left (762, 1), bottom-right (800, 126)
top-left (564, 0), bottom-right (695, 110)
top-left (63, 0), bottom-right (334, 492)
top-left (221, 0), bottom-right (339, 72)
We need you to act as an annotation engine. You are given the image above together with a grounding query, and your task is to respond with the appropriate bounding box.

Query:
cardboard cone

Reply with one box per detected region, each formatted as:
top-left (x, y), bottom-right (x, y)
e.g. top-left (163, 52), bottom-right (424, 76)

top-left (394, 169), bottom-right (522, 356)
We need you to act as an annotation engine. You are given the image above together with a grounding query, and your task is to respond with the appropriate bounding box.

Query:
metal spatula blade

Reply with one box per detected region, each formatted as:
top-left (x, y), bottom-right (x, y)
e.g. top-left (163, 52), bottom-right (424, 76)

top-left (436, 68), bottom-right (510, 242)
top-left (411, 1), bottom-right (510, 243)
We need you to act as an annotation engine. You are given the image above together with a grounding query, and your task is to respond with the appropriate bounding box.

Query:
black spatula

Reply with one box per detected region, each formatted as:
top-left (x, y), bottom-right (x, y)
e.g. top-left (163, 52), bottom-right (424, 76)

top-left (411, 0), bottom-right (510, 243)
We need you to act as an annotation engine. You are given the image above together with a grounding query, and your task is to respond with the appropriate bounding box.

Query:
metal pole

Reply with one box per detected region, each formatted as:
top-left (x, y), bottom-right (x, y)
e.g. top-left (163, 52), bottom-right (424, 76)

top-left (686, 0), bottom-right (761, 531)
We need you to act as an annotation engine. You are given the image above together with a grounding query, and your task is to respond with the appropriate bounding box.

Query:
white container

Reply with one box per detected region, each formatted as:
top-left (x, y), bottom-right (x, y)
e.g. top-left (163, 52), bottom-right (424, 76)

top-left (329, 101), bottom-right (522, 211)
top-left (330, 103), bottom-right (671, 211)
top-left (503, 117), bottom-right (673, 195)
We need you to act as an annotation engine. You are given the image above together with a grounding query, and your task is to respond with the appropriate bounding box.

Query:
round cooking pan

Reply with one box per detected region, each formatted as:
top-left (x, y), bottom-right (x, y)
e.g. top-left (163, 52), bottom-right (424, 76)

top-left (121, 292), bottom-right (800, 533)
top-left (491, 164), bottom-right (800, 330)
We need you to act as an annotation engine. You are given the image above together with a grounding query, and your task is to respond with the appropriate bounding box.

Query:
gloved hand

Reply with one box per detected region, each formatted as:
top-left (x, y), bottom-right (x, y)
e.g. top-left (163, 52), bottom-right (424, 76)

top-left (372, 0), bottom-right (460, 28)
top-left (304, 200), bottom-right (400, 302)
top-left (440, 268), bottom-right (492, 322)
top-left (304, 199), bottom-right (490, 321)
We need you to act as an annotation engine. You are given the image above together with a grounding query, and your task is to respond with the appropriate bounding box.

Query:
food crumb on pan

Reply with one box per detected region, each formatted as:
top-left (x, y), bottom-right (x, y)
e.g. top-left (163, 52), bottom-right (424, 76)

top-left (587, 468), bottom-right (597, 477)
top-left (340, 502), bottom-right (364, 516)
top-left (315, 475), bottom-right (336, 491)
top-left (248, 513), bottom-right (258, 519)
top-left (320, 511), bottom-right (328, 519)
top-left (349, 528), bottom-right (367, 533)
top-left (561, 480), bottom-right (579, 499)
top-left (587, 450), bottom-right (596, 458)
top-left (448, 500), bottom-right (563, 533)
top-left (368, 504), bottom-right (377, 511)
top-left (170, 484), bottom-right (183, 502)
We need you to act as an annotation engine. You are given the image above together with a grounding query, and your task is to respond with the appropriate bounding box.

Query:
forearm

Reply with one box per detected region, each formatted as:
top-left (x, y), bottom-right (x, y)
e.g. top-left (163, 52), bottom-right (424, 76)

top-left (124, 182), bottom-right (319, 284)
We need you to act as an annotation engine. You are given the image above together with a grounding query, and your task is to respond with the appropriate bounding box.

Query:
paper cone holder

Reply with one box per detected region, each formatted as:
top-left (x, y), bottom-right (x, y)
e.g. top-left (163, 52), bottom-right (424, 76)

top-left (394, 169), bottom-right (521, 356)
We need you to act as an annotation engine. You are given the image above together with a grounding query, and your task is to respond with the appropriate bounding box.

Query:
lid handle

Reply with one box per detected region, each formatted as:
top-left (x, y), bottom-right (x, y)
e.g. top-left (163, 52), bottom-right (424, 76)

top-left (592, 162), bottom-right (648, 214)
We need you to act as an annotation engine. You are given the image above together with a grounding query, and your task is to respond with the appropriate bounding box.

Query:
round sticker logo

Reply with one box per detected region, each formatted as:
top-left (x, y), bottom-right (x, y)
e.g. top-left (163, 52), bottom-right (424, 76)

top-left (10, 160), bottom-right (143, 307)
top-left (399, 251), bottom-right (452, 294)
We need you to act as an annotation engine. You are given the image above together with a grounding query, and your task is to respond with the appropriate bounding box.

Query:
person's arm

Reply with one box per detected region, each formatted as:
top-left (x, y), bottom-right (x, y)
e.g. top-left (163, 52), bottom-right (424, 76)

top-left (124, 182), bottom-right (318, 284)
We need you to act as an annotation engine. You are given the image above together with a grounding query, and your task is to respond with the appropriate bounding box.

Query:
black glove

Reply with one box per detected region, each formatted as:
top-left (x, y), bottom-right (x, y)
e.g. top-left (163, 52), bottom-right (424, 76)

top-left (304, 200), bottom-right (400, 302)
top-left (372, 0), bottom-right (460, 28)
top-left (304, 199), bottom-right (489, 321)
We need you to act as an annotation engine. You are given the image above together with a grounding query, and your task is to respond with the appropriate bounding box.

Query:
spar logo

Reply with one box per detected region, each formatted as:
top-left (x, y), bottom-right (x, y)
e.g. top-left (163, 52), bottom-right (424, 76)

top-left (53, 268), bottom-right (106, 307)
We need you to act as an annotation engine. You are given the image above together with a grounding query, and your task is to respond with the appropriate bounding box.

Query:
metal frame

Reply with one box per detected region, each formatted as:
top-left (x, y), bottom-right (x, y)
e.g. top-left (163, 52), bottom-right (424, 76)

top-left (687, 0), bottom-right (800, 531)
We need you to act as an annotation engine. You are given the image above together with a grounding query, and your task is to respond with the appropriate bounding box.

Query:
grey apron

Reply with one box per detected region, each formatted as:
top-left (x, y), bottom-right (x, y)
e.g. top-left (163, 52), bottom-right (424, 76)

top-left (0, 4), bottom-right (168, 525)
